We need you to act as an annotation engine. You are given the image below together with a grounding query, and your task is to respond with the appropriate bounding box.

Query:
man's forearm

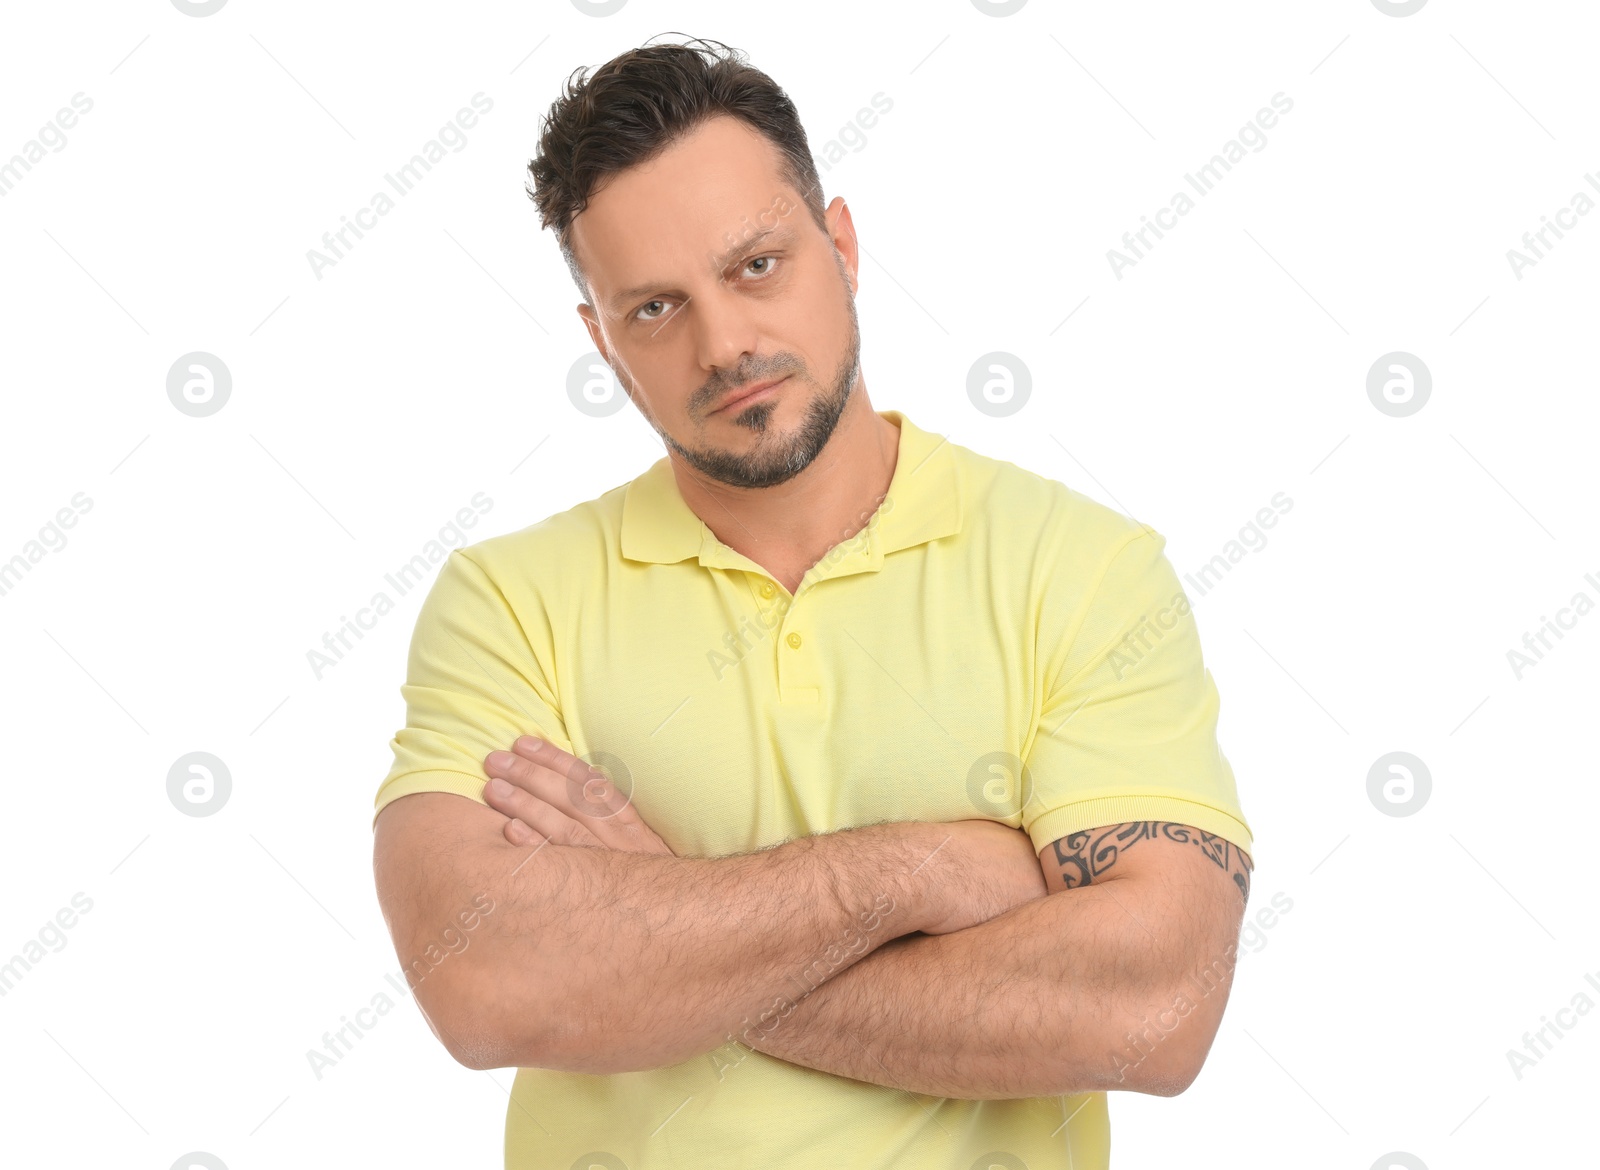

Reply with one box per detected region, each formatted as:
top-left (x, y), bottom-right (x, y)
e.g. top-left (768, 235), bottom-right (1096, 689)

top-left (739, 877), bottom-right (1233, 1100)
top-left (450, 820), bottom-right (936, 1073)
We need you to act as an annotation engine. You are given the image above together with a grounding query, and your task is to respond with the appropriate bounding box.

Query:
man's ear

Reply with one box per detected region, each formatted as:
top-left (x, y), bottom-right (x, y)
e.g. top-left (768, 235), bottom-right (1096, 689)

top-left (825, 196), bottom-right (860, 295)
top-left (578, 303), bottom-right (609, 366)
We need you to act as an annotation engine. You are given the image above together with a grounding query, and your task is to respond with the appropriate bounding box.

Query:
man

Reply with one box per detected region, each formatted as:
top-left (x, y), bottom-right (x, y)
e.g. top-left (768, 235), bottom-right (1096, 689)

top-left (372, 36), bottom-right (1254, 1170)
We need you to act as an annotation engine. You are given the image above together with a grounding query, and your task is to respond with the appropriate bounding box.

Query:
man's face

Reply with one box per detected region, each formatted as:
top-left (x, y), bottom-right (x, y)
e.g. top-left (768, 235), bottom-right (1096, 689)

top-left (573, 114), bottom-right (862, 490)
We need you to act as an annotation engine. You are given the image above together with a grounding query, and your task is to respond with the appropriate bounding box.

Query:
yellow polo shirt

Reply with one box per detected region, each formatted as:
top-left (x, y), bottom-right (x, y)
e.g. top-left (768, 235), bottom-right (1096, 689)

top-left (375, 407), bottom-right (1252, 1170)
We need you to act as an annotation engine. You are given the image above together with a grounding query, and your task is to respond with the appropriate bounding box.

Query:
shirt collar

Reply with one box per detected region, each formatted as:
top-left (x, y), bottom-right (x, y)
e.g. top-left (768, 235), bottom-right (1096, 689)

top-left (620, 409), bottom-right (962, 572)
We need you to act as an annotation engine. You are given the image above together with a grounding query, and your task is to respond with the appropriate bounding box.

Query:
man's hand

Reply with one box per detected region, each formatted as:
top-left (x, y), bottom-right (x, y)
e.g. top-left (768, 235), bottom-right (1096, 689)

top-left (482, 735), bottom-right (675, 856)
top-left (915, 819), bottom-right (1047, 934)
top-left (481, 737), bottom-right (1045, 931)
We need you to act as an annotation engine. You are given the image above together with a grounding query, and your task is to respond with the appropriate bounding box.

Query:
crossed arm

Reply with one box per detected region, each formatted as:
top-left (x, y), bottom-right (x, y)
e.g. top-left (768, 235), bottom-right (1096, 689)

top-left (446, 737), bottom-right (1252, 1099)
top-left (732, 822), bottom-right (1252, 1099)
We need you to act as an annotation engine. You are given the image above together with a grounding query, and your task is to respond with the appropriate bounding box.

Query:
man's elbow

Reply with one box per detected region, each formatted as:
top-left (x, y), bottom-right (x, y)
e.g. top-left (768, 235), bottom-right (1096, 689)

top-left (435, 1010), bottom-right (523, 1072)
top-left (1100, 994), bottom-right (1227, 1097)
top-left (421, 969), bottom-right (664, 1075)
top-left (1107, 1033), bottom-right (1213, 1097)
top-left (1150, 999), bottom-right (1230, 1096)
top-left (1131, 1050), bottom-right (1207, 1097)
top-left (411, 960), bottom-right (553, 1072)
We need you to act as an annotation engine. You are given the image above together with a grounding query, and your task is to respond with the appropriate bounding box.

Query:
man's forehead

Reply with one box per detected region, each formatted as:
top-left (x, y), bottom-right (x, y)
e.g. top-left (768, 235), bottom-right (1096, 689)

top-left (576, 183), bottom-right (806, 310)
top-left (571, 116), bottom-right (803, 306)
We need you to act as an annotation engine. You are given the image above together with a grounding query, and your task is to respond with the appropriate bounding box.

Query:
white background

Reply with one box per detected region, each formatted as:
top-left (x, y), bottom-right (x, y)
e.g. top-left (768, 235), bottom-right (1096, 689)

top-left (1, 1), bottom-right (1595, 1167)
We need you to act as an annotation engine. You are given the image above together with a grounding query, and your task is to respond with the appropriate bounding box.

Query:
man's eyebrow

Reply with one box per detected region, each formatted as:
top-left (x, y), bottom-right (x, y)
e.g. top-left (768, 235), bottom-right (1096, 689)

top-left (605, 224), bottom-right (797, 314)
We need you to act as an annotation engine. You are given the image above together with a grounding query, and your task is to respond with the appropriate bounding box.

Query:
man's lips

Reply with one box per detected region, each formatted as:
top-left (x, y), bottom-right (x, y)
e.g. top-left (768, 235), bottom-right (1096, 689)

top-left (714, 375), bottom-right (788, 413)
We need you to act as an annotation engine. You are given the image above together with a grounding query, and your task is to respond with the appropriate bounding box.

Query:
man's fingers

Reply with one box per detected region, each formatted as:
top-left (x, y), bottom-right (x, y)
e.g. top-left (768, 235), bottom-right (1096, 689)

top-left (509, 734), bottom-right (581, 776)
top-left (485, 745), bottom-right (556, 794)
top-left (484, 744), bottom-right (591, 818)
top-left (496, 736), bottom-right (636, 823)
top-left (487, 781), bottom-right (600, 848)
top-left (504, 818), bottom-right (540, 847)
top-left (488, 740), bottom-right (675, 857)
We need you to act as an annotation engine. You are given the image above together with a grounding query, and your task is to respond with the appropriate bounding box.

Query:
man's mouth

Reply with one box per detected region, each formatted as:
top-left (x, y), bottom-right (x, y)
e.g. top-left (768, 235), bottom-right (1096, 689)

top-left (715, 376), bottom-right (789, 413)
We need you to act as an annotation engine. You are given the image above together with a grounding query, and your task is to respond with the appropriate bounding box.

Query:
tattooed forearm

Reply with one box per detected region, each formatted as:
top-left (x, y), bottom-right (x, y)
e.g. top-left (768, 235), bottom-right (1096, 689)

top-left (1046, 822), bottom-right (1253, 903)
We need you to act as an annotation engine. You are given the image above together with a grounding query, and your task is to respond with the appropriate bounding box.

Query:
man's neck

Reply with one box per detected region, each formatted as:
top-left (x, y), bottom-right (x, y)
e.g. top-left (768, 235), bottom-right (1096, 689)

top-left (670, 394), bottom-right (900, 594)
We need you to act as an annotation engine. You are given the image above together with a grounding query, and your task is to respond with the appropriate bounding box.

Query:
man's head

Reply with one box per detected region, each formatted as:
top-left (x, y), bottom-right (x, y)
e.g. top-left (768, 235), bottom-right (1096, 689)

top-left (526, 37), bottom-right (866, 490)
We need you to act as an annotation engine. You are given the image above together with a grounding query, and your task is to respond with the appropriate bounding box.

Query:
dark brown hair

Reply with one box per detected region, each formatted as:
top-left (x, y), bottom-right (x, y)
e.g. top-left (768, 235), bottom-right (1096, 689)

top-left (525, 35), bottom-right (829, 302)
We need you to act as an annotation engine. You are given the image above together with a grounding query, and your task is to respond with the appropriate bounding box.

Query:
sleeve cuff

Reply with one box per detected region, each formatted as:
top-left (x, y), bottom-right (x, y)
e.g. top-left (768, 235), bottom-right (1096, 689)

top-left (1027, 793), bottom-right (1254, 858)
top-left (372, 769), bottom-right (491, 831)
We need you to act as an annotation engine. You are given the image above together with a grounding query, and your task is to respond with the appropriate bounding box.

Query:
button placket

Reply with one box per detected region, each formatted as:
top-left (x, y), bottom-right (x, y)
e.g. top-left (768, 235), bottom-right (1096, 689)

top-left (773, 584), bottom-right (818, 701)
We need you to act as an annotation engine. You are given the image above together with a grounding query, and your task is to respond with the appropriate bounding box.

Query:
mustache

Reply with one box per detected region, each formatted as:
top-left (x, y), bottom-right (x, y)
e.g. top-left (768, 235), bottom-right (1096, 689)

top-left (702, 369), bottom-right (799, 409)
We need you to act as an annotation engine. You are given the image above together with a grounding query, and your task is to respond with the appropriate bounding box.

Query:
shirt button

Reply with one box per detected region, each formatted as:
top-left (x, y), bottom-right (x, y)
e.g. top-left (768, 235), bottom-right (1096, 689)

top-left (786, 632), bottom-right (803, 649)
top-left (761, 582), bottom-right (776, 598)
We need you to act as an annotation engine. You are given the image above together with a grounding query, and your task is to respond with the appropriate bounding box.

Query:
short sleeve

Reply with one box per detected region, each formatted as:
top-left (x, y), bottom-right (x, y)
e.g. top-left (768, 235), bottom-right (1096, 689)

top-left (1020, 526), bottom-right (1253, 857)
top-left (373, 548), bottom-right (571, 828)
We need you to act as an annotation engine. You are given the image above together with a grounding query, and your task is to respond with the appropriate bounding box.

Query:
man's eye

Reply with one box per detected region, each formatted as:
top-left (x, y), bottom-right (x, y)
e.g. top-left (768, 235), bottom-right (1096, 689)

top-left (633, 257), bottom-right (779, 322)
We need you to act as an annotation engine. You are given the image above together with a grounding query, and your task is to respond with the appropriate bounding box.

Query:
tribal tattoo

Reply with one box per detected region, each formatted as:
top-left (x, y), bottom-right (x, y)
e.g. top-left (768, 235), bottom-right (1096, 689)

top-left (1045, 822), bottom-right (1252, 903)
